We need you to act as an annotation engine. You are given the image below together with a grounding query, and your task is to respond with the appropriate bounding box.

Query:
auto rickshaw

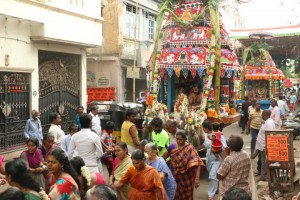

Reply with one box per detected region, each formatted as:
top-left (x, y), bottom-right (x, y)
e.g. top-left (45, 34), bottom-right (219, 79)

top-left (87, 101), bottom-right (145, 143)
top-left (123, 102), bottom-right (145, 139)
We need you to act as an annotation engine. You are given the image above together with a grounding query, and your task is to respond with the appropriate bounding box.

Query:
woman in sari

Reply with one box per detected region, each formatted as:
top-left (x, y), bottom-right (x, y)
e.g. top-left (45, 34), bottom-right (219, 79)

top-left (113, 149), bottom-right (166, 200)
top-left (109, 142), bottom-right (132, 200)
top-left (39, 132), bottom-right (60, 193)
top-left (47, 149), bottom-right (81, 200)
top-left (39, 133), bottom-right (59, 160)
top-left (20, 138), bottom-right (47, 189)
top-left (163, 130), bottom-right (204, 200)
top-left (145, 142), bottom-right (176, 200)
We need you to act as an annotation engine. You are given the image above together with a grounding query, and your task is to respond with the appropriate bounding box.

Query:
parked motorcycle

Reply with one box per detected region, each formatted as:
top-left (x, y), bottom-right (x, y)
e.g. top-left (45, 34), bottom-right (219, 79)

top-left (282, 111), bottom-right (300, 140)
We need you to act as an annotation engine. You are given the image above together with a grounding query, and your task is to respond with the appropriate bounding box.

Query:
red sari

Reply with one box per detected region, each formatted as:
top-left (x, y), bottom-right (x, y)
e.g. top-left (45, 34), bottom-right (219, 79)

top-left (119, 165), bottom-right (166, 200)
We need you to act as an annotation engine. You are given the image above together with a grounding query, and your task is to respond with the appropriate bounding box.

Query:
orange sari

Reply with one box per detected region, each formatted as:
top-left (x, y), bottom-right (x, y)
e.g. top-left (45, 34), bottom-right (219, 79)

top-left (119, 165), bottom-right (166, 200)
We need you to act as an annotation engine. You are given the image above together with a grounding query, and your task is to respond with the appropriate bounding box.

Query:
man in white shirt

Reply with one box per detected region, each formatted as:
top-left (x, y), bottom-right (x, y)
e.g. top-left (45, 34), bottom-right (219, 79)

top-left (68, 113), bottom-right (103, 173)
top-left (251, 109), bottom-right (276, 181)
top-left (277, 96), bottom-right (289, 117)
top-left (269, 98), bottom-right (281, 128)
top-left (48, 113), bottom-right (65, 146)
top-left (61, 123), bottom-right (78, 156)
top-left (89, 105), bottom-right (101, 136)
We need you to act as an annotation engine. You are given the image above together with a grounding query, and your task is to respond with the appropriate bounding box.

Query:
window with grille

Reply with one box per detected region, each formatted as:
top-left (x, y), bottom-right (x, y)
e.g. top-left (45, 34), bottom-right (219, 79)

top-left (145, 12), bottom-right (156, 40)
top-left (126, 4), bottom-right (136, 14)
top-left (124, 4), bottom-right (136, 39)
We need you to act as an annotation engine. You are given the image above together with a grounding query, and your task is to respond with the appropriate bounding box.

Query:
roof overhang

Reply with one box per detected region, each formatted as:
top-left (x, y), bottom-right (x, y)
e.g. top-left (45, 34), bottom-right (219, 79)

top-left (31, 36), bottom-right (102, 48)
top-left (230, 25), bottom-right (300, 58)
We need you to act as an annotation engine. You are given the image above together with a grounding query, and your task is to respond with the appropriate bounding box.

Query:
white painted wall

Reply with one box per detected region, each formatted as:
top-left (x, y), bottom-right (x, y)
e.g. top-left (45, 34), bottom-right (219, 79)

top-left (87, 59), bottom-right (124, 102)
top-left (0, 0), bottom-right (103, 46)
top-left (0, 0), bottom-right (102, 112)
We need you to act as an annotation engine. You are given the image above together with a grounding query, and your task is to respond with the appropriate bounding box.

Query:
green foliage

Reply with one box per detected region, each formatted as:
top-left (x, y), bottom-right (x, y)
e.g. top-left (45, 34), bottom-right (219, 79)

top-left (203, 0), bottom-right (221, 9)
top-left (280, 66), bottom-right (294, 78)
top-left (278, 59), bottom-right (298, 78)
top-left (243, 42), bottom-right (273, 65)
top-left (209, 5), bottom-right (221, 113)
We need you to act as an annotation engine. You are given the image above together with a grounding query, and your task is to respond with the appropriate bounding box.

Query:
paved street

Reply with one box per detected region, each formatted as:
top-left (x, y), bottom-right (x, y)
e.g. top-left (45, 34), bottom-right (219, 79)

top-left (193, 121), bottom-right (252, 199)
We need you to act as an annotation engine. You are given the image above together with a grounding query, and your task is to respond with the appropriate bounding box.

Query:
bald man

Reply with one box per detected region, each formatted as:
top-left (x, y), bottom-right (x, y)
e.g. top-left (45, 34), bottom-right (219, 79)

top-left (251, 109), bottom-right (275, 181)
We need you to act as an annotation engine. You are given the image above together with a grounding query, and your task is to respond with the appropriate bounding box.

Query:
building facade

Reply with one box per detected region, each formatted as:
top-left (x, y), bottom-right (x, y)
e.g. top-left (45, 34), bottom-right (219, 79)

top-left (0, 0), bottom-right (103, 151)
top-left (87, 0), bottom-right (160, 103)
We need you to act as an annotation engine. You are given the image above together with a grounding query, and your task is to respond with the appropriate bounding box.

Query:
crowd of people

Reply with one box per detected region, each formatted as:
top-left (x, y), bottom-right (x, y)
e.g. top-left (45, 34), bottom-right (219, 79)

top-left (0, 102), bottom-right (274, 200)
top-left (240, 96), bottom-right (287, 181)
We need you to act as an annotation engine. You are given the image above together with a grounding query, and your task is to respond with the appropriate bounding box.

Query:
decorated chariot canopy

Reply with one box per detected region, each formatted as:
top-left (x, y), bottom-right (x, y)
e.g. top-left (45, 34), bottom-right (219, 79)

top-left (244, 52), bottom-right (285, 80)
top-left (157, 0), bottom-right (240, 79)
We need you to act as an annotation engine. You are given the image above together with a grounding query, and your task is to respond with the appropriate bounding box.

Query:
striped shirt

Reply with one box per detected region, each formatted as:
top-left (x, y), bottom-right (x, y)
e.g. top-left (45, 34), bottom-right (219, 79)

top-left (101, 130), bottom-right (113, 147)
top-left (249, 109), bottom-right (263, 130)
top-left (217, 150), bottom-right (251, 197)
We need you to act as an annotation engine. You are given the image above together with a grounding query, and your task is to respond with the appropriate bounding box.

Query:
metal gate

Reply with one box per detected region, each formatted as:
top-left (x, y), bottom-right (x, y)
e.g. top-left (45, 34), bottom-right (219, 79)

top-left (39, 51), bottom-right (80, 133)
top-left (0, 72), bottom-right (29, 151)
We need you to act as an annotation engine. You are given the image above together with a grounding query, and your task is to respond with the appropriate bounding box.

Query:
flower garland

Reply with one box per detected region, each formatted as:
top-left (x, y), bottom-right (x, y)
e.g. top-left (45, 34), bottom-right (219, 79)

top-left (38, 188), bottom-right (50, 200)
top-left (150, 56), bottom-right (161, 100)
top-left (198, 35), bottom-right (216, 125)
top-left (81, 166), bottom-right (92, 186)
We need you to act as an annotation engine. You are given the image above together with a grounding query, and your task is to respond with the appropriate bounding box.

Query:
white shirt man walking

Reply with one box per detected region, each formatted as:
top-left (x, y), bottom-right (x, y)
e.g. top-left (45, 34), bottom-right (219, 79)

top-left (89, 105), bottom-right (101, 136)
top-left (48, 112), bottom-right (65, 147)
top-left (251, 109), bottom-right (276, 181)
top-left (68, 113), bottom-right (103, 173)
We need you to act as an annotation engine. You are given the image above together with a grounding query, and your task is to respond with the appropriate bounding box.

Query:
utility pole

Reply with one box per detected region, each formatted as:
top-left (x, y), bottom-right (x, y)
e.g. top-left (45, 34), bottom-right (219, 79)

top-left (132, 0), bottom-right (138, 102)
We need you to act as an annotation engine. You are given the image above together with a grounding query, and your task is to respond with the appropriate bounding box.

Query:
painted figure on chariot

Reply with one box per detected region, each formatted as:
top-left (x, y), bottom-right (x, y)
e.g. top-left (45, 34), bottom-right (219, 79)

top-left (147, 0), bottom-right (241, 130)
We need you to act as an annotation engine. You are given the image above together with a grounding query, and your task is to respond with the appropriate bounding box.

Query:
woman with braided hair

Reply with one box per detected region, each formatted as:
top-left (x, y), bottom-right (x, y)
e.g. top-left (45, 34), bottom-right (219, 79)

top-left (70, 156), bottom-right (105, 197)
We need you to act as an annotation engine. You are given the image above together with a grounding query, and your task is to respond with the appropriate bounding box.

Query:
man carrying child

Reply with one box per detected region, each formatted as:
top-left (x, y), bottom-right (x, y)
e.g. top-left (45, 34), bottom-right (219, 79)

top-left (201, 121), bottom-right (227, 200)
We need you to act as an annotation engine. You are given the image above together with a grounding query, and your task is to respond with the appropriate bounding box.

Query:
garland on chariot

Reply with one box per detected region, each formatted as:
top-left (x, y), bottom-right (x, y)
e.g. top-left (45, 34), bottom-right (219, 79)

top-left (145, 0), bottom-right (240, 131)
top-left (241, 41), bottom-right (285, 100)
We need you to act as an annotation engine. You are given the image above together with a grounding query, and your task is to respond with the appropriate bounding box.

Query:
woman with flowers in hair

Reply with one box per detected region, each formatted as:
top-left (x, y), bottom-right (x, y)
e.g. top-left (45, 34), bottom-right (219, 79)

top-left (5, 158), bottom-right (49, 200)
top-left (70, 157), bottom-right (105, 193)
top-left (47, 149), bottom-right (81, 200)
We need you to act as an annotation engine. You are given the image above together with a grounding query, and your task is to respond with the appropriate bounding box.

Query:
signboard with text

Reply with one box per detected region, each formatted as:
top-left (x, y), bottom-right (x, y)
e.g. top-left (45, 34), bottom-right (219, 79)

top-left (266, 135), bottom-right (289, 161)
top-left (126, 68), bottom-right (140, 79)
top-left (96, 72), bottom-right (110, 87)
top-left (265, 130), bottom-right (294, 194)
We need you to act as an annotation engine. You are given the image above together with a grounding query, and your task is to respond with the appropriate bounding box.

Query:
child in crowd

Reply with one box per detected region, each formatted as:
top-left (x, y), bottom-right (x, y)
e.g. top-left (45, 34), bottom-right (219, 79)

top-left (202, 121), bottom-right (222, 200)
top-left (100, 121), bottom-right (115, 176)
top-left (212, 122), bottom-right (227, 150)
top-left (210, 123), bottom-right (223, 153)
top-left (290, 92), bottom-right (297, 112)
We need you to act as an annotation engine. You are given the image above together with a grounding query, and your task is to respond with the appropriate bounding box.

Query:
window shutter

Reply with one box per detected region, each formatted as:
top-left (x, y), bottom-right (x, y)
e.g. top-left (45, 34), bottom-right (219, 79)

top-left (144, 18), bottom-right (149, 40)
